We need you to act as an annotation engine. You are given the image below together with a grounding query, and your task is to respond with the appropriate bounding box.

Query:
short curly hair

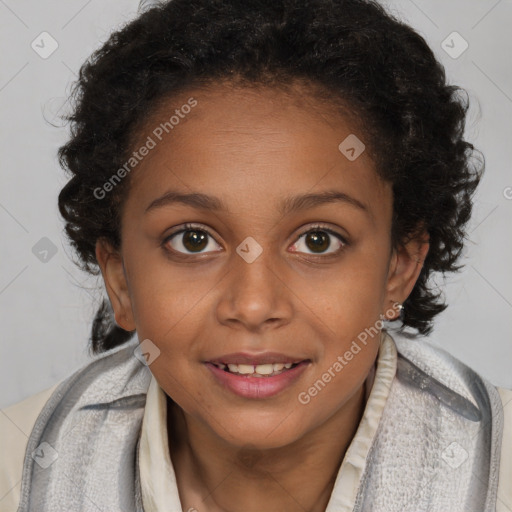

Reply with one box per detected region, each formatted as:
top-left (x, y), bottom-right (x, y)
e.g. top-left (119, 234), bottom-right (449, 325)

top-left (57, 0), bottom-right (483, 354)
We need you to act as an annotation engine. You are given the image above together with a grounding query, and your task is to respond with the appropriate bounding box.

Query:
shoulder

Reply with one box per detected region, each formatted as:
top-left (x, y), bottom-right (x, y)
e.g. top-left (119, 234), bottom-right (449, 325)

top-left (390, 333), bottom-right (512, 508)
top-left (0, 382), bottom-right (63, 512)
top-left (0, 338), bottom-right (144, 512)
top-left (497, 386), bottom-right (512, 512)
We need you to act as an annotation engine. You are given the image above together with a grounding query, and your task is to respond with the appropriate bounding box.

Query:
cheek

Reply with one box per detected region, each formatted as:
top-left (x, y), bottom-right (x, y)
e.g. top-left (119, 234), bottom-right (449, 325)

top-left (124, 246), bottom-right (216, 338)
top-left (300, 276), bottom-right (382, 411)
top-left (306, 255), bottom-right (387, 334)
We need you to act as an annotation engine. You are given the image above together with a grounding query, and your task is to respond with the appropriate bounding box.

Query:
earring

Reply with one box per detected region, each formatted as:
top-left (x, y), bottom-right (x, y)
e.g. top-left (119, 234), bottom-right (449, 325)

top-left (381, 301), bottom-right (404, 322)
top-left (380, 302), bottom-right (405, 322)
top-left (393, 301), bottom-right (405, 322)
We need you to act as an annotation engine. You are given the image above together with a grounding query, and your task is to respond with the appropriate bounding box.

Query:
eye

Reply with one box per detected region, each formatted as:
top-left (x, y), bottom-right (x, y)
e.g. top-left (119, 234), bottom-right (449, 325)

top-left (290, 224), bottom-right (348, 256)
top-left (163, 223), bottom-right (222, 255)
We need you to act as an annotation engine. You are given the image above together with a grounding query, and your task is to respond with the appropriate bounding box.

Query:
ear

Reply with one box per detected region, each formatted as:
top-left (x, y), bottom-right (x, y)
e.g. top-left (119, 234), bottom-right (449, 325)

top-left (383, 230), bottom-right (429, 320)
top-left (95, 238), bottom-right (136, 331)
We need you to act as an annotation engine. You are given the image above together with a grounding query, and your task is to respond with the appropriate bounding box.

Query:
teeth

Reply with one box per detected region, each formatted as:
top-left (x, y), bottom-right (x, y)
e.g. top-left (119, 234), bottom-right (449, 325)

top-left (255, 364), bottom-right (274, 375)
top-left (219, 362), bottom-right (297, 376)
top-left (234, 364), bottom-right (254, 375)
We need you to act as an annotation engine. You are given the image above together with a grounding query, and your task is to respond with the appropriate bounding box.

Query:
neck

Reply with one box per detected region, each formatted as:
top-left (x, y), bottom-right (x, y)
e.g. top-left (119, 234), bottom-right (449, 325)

top-left (167, 367), bottom-right (376, 512)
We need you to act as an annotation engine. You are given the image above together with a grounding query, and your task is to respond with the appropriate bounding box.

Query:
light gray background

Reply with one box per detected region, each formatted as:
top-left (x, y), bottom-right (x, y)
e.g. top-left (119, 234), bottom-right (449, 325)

top-left (1, 0), bottom-right (511, 409)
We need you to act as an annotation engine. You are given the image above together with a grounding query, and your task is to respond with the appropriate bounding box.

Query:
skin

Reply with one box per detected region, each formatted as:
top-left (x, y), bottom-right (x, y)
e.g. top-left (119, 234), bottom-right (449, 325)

top-left (96, 82), bottom-right (429, 512)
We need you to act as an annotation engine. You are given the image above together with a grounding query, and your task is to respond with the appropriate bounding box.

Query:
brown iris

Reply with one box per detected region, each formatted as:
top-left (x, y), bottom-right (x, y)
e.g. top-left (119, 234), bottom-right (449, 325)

top-left (305, 231), bottom-right (330, 253)
top-left (182, 229), bottom-right (208, 252)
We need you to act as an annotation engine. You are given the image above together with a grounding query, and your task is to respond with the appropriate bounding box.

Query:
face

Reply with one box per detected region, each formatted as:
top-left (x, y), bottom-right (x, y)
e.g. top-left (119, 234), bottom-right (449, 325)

top-left (97, 82), bottom-right (428, 450)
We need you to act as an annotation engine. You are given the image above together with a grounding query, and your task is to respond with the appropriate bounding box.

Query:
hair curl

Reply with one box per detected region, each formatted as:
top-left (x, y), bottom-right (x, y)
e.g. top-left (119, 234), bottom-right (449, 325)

top-left (57, 0), bottom-right (484, 354)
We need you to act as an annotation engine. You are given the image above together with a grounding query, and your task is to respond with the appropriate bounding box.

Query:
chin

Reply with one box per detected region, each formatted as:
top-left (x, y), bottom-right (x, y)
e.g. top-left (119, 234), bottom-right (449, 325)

top-left (213, 415), bottom-right (308, 451)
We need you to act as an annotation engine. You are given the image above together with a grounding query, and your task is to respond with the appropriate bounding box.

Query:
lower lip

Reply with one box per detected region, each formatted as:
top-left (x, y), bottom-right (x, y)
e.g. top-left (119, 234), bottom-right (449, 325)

top-left (205, 361), bottom-right (310, 399)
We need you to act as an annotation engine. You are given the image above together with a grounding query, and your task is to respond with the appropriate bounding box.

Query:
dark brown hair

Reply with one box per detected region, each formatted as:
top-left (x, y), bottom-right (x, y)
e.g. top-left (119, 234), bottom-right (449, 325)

top-left (57, 0), bottom-right (484, 353)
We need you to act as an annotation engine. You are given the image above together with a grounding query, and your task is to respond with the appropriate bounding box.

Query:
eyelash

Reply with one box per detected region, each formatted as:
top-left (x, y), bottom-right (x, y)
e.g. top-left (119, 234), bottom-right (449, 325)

top-left (161, 222), bottom-right (349, 259)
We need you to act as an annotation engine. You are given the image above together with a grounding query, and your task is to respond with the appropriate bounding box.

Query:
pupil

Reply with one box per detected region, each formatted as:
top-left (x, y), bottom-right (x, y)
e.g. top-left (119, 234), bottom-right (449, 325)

top-left (183, 230), bottom-right (207, 252)
top-left (306, 231), bottom-right (330, 253)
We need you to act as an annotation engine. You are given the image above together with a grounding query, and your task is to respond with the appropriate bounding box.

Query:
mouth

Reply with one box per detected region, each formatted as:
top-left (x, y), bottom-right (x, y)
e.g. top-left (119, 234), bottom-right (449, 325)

top-left (204, 359), bottom-right (311, 399)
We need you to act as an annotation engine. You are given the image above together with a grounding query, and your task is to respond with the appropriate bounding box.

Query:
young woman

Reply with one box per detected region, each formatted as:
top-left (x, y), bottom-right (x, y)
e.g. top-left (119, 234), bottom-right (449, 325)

top-left (1, 0), bottom-right (510, 511)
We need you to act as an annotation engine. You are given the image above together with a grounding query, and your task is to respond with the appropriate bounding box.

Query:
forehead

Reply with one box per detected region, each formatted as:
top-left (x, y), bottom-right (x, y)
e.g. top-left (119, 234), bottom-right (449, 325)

top-left (124, 82), bottom-right (391, 222)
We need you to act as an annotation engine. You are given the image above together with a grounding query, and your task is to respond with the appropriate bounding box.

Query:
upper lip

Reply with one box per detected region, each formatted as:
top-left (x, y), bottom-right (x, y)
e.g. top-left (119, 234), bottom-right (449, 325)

top-left (206, 352), bottom-right (310, 365)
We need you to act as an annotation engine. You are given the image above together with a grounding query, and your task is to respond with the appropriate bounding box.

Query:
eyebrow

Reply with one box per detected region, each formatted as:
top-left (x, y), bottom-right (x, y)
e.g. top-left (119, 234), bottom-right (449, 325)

top-left (144, 190), bottom-right (370, 218)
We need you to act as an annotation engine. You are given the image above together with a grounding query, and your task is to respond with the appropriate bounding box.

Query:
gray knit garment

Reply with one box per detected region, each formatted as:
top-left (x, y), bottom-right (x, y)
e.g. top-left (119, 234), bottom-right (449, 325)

top-left (16, 334), bottom-right (503, 512)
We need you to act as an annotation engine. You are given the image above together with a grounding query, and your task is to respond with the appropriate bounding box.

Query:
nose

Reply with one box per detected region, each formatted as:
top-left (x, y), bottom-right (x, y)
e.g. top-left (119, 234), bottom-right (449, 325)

top-left (215, 248), bottom-right (293, 333)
